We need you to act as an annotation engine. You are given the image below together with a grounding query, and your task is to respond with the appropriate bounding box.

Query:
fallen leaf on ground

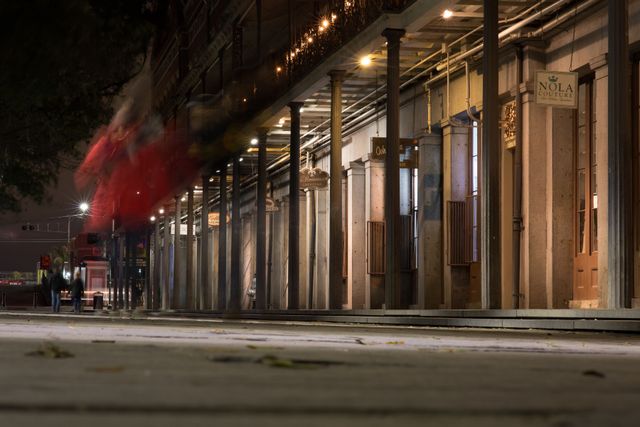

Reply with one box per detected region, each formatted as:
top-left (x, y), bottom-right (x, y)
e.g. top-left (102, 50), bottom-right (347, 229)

top-left (386, 341), bottom-right (405, 345)
top-left (91, 340), bottom-right (116, 344)
top-left (354, 338), bottom-right (367, 345)
top-left (582, 369), bottom-right (605, 378)
top-left (26, 343), bottom-right (74, 359)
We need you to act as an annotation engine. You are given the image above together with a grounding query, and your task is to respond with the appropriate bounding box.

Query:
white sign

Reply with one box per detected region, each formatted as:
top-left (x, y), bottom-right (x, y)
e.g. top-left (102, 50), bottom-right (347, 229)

top-left (170, 224), bottom-right (188, 235)
top-left (535, 71), bottom-right (578, 109)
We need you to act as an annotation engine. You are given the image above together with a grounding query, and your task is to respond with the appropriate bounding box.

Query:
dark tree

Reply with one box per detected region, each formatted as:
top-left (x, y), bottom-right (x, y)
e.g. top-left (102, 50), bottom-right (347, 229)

top-left (0, 0), bottom-right (155, 213)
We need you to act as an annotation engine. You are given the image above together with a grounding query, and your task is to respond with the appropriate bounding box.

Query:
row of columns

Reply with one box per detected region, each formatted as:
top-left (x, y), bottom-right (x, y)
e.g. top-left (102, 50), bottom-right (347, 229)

top-left (146, 26), bottom-right (411, 311)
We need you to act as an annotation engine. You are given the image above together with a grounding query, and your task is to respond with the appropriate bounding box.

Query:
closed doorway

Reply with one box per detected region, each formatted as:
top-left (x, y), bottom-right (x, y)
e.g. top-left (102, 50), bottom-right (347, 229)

top-left (573, 76), bottom-right (599, 304)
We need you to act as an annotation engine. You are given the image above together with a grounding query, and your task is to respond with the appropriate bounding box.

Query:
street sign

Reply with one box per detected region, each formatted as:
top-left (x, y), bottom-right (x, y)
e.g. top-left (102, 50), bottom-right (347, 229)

top-left (371, 137), bottom-right (418, 168)
top-left (535, 70), bottom-right (578, 109)
top-left (208, 212), bottom-right (231, 227)
top-left (300, 168), bottom-right (329, 190)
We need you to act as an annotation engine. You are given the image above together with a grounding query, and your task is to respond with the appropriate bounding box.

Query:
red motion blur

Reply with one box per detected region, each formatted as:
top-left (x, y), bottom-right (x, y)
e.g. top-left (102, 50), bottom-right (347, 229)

top-left (76, 122), bottom-right (201, 232)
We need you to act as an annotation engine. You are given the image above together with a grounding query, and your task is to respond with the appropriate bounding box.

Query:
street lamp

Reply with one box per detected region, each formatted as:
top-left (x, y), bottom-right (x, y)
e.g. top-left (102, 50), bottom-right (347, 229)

top-left (79, 202), bottom-right (89, 214)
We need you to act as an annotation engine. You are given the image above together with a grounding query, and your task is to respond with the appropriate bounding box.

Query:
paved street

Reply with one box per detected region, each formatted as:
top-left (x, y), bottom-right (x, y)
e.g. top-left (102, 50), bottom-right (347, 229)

top-left (1, 315), bottom-right (640, 426)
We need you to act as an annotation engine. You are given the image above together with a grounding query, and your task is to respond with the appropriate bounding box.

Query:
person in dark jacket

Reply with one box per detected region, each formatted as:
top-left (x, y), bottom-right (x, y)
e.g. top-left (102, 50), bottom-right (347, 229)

top-left (49, 268), bottom-right (67, 313)
top-left (69, 272), bottom-right (84, 314)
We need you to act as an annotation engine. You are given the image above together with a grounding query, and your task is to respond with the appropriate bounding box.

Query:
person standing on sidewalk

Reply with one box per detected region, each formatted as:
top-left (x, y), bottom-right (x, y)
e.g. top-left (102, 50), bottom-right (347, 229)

top-left (69, 272), bottom-right (84, 314)
top-left (49, 268), bottom-right (67, 313)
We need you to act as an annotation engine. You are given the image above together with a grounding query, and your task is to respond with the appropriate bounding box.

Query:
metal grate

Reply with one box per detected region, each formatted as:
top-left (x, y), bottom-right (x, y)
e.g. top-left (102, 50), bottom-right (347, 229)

top-left (448, 201), bottom-right (467, 266)
top-left (367, 221), bottom-right (385, 275)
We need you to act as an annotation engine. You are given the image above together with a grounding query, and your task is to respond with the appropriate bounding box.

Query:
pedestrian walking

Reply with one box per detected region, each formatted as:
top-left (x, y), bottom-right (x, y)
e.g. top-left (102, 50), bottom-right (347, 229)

top-left (49, 268), bottom-right (67, 313)
top-left (69, 272), bottom-right (84, 314)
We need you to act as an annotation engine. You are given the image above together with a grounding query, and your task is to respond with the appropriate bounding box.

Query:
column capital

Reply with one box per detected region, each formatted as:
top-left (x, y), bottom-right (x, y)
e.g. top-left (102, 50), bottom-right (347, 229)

top-left (589, 53), bottom-right (607, 72)
top-left (328, 69), bottom-right (347, 82)
top-left (382, 28), bottom-right (405, 42)
top-left (288, 101), bottom-right (304, 114)
top-left (257, 127), bottom-right (269, 138)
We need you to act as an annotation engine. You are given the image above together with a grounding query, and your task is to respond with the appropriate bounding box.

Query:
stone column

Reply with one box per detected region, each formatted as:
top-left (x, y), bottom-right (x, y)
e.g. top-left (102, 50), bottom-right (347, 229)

top-left (256, 128), bottom-right (268, 310)
top-left (153, 218), bottom-right (161, 310)
top-left (481, 0), bottom-right (501, 309)
top-left (288, 102), bottom-right (303, 309)
top-left (186, 187), bottom-right (194, 309)
top-left (441, 121), bottom-right (470, 309)
top-left (200, 175), bottom-right (210, 310)
top-left (329, 70), bottom-right (346, 309)
top-left (230, 157), bottom-right (241, 311)
top-left (382, 28), bottom-right (405, 309)
top-left (218, 167), bottom-right (228, 310)
top-left (607, 0), bottom-right (633, 308)
top-left (417, 133), bottom-right (443, 308)
top-left (172, 195), bottom-right (182, 309)
top-left (364, 156), bottom-right (385, 309)
top-left (162, 208), bottom-right (171, 310)
top-left (347, 162), bottom-right (365, 309)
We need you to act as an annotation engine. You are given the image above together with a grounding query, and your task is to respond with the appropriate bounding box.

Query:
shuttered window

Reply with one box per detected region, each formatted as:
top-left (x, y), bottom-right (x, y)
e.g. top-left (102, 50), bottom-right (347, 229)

top-left (367, 221), bottom-right (385, 275)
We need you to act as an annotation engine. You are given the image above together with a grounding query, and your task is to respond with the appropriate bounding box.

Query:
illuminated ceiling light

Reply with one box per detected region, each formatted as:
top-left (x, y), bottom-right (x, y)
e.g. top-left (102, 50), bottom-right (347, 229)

top-left (276, 66), bottom-right (282, 73)
top-left (181, 197), bottom-right (186, 202)
top-left (360, 55), bottom-right (372, 67)
top-left (247, 148), bottom-right (252, 152)
top-left (331, 13), bottom-right (337, 22)
top-left (242, 98), bottom-right (247, 102)
top-left (239, 157), bottom-right (244, 162)
top-left (79, 202), bottom-right (89, 213)
top-left (216, 169), bottom-right (221, 173)
top-left (209, 177), bottom-right (214, 182)
top-left (251, 138), bottom-right (258, 145)
top-left (150, 216), bottom-right (156, 222)
top-left (322, 18), bottom-right (330, 28)
top-left (300, 107), bottom-right (305, 113)
top-left (279, 117), bottom-right (286, 125)
top-left (318, 25), bottom-right (324, 33)
top-left (442, 9), bottom-right (453, 19)
top-left (227, 163), bottom-right (231, 167)
top-left (136, 191), bottom-right (140, 195)
top-left (307, 36), bottom-right (313, 43)
top-left (159, 208), bottom-right (165, 214)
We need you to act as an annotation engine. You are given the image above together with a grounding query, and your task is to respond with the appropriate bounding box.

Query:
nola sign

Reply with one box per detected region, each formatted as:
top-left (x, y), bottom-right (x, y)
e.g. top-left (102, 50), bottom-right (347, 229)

top-left (535, 71), bottom-right (578, 109)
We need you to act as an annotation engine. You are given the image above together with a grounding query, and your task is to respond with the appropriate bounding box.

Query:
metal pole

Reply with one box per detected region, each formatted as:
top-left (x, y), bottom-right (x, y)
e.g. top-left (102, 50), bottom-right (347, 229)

top-left (230, 157), bottom-right (242, 311)
top-left (201, 175), bottom-right (211, 310)
top-left (382, 28), bottom-right (405, 310)
top-left (329, 70), bottom-right (345, 310)
top-left (608, 0), bottom-right (633, 308)
top-left (218, 168), bottom-right (228, 310)
top-left (512, 46), bottom-right (523, 309)
top-left (153, 219), bottom-right (161, 310)
top-left (186, 187), bottom-right (194, 310)
top-left (173, 195), bottom-right (182, 309)
top-left (288, 102), bottom-right (304, 309)
top-left (481, 0), bottom-right (502, 309)
top-left (256, 128), bottom-right (268, 310)
top-left (162, 209), bottom-right (171, 310)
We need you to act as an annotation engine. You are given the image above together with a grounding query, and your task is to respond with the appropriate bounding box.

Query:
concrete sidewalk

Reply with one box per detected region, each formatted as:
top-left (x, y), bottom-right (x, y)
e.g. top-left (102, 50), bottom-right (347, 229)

top-left (5, 306), bottom-right (640, 333)
top-left (1, 315), bottom-right (640, 426)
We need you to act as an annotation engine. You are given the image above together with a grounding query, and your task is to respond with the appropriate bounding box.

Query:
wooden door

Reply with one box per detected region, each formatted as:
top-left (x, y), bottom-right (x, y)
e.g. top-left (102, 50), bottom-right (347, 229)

top-left (573, 78), bottom-right (599, 302)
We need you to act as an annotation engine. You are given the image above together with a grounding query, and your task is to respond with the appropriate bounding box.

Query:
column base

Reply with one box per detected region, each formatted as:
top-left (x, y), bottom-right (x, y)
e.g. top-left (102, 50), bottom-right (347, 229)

top-left (568, 299), bottom-right (601, 309)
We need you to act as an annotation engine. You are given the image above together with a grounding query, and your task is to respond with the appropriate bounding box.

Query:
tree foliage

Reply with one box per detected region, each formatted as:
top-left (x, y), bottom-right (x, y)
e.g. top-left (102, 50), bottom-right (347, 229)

top-left (0, 0), bottom-right (155, 213)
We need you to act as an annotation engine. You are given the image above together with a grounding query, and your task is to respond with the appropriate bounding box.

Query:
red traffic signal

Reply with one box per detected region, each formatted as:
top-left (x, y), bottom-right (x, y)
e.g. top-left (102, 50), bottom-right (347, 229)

top-left (40, 255), bottom-right (51, 270)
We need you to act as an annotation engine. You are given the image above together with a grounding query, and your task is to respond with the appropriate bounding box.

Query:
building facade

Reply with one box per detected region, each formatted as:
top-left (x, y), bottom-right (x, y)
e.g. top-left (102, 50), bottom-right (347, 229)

top-left (140, 0), bottom-right (640, 312)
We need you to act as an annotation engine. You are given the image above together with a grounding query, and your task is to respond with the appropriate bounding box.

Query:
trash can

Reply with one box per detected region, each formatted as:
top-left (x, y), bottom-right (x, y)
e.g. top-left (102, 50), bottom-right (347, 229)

top-left (93, 292), bottom-right (104, 310)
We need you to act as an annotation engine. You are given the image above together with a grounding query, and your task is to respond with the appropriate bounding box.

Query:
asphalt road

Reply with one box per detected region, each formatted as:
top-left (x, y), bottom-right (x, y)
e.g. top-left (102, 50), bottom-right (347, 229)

top-left (0, 315), bottom-right (639, 426)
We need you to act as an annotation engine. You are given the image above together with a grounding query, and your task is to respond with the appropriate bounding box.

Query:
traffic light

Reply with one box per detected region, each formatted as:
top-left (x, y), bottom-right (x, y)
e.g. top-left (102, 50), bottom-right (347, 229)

top-left (40, 255), bottom-right (51, 270)
top-left (21, 224), bottom-right (35, 231)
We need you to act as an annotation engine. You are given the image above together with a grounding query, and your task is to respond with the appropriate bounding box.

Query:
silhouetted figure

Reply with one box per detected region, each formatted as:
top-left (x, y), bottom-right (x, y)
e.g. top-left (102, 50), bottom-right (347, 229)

top-left (69, 272), bottom-right (84, 314)
top-left (49, 268), bottom-right (67, 313)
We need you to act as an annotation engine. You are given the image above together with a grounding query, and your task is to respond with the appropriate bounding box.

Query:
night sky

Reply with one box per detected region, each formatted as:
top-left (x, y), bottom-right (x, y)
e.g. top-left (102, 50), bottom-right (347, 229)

top-left (0, 169), bottom-right (88, 272)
